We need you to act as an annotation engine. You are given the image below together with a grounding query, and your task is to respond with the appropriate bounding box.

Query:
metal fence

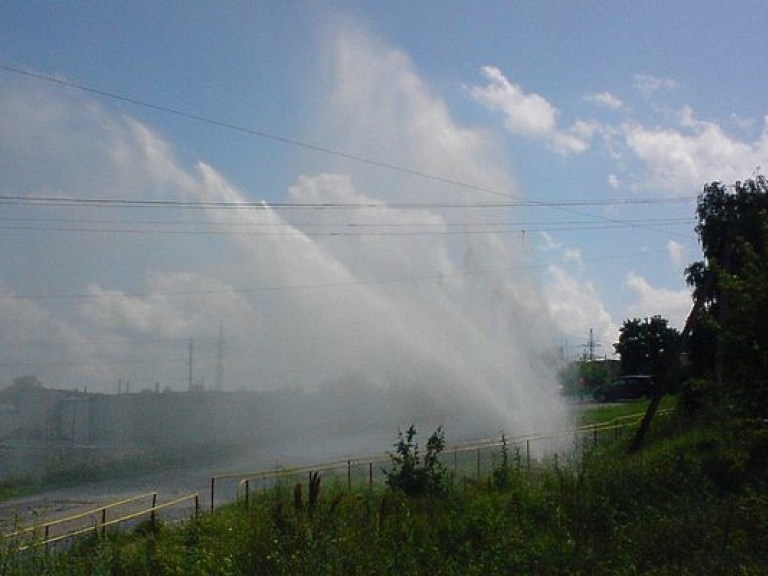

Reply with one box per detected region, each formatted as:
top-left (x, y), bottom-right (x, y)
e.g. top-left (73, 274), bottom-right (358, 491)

top-left (2, 491), bottom-right (200, 550)
top-left (210, 411), bottom-right (668, 510)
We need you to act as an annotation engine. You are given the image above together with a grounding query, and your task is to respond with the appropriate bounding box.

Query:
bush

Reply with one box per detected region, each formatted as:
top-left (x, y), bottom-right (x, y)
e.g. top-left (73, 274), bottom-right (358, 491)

top-left (383, 424), bottom-right (447, 496)
top-left (678, 377), bottom-right (721, 419)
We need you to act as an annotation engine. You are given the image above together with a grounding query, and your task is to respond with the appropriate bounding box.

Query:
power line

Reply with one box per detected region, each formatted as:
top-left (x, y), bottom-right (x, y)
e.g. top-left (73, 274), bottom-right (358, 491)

top-left (0, 357), bottom-right (184, 369)
top-left (0, 63), bottom-right (696, 239)
top-left (0, 215), bottom-right (694, 228)
top-left (0, 248), bottom-right (668, 302)
top-left (0, 63), bottom-right (520, 201)
top-left (0, 194), bottom-right (695, 210)
top-left (0, 220), bottom-right (693, 237)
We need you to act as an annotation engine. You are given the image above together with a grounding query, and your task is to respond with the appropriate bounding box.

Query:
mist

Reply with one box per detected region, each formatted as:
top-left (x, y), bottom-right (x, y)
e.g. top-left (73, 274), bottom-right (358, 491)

top-left (0, 25), bottom-right (571, 465)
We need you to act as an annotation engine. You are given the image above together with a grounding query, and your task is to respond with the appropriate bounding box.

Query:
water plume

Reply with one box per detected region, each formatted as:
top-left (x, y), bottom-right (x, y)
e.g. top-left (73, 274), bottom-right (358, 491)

top-left (190, 26), bottom-right (571, 449)
top-left (0, 25), bottom-right (572, 464)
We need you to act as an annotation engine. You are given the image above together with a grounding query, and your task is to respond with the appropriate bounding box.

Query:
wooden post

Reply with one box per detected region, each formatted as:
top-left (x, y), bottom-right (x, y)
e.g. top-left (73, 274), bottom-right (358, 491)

top-left (151, 493), bottom-right (157, 532)
top-left (210, 477), bottom-right (216, 512)
top-left (369, 462), bottom-right (373, 487)
top-left (526, 440), bottom-right (531, 470)
top-left (101, 508), bottom-right (107, 537)
top-left (476, 448), bottom-right (481, 480)
top-left (347, 460), bottom-right (352, 492)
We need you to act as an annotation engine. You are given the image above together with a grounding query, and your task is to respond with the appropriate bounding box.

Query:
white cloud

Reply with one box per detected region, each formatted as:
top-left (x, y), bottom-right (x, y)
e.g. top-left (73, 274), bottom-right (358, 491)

top-left (585, 91), bottom-right (624, 109)
top-left (0, 279), bottom-right (111, 385)
top-left (730, 113), bottom-right (756, 131)
top-left (634, 74), bottom-right (678, 96)
top-left (545, 266), bottom-right (618, 355)
top-left (79, 272), bottom-right (254, 337)
top-left (539, 231), bottom-right (562, 252)
top-left (551, 131), bottom-right (589, 155)
top-left (470, 66), bottom-right (593, 155)
top-left (622, 115), bottom-right (768, 192)
top-left (471, 66), bottom-right (557, 137)
top-left (624, 272), bottom-right (691, 329)
top-left (563, 248), bottom-right (583, 267)
top-left (667, 240), bottom-right (685, 268)
top-left (607, 174), bottom-right (621, 189)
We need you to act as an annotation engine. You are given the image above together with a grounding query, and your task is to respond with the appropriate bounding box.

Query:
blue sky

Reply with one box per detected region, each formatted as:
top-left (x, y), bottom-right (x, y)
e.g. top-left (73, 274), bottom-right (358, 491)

top-left (1, 1), bottom-right (766, 403)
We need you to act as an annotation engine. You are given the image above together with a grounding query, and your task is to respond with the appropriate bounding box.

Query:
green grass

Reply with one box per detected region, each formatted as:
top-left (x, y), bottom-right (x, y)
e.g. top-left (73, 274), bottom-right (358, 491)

top-left (3, 409), bottom-right (766, 575)
top-left (579, 394), bottom-right (677, 426)
top-left (0, 481), bottom-right (30, 503)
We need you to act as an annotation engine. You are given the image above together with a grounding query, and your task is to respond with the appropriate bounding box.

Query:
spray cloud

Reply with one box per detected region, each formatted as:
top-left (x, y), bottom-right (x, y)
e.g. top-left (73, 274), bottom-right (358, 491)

top-left (0, 25), bottom-right (571, 452)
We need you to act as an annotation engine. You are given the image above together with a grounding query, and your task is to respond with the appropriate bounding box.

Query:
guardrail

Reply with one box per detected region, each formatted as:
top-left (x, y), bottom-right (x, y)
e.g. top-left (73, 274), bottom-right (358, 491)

top-left (210, 410), bottom-right (671, 510)
top-left (2, 492), bottom-right (200, 550)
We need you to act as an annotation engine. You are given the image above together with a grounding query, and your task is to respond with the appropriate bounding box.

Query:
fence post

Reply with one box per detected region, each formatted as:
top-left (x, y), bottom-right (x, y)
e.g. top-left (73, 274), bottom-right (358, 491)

top-left (369, 462), bottom-right (373, 488)
top-left (151, 493), bottom-right (157, 532)
top-left (101, 507), bottom-right (107, 537)
top-left (526, 440), bottom-right (531, 470)
top-left (194, 494), bottom-right (200, 519)
top-left (245, 479), bottom-right (250, 508)
top-left (476, 448), bottom-right (481, 480)
top-left (347, 460), bottom-right (352, 492)
top-left (210, 477), bottom-right (216, 512)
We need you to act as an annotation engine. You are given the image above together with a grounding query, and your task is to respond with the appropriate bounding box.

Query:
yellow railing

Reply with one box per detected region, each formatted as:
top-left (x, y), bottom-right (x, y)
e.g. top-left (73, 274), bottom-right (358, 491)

top-left (2, 492), bottom-right (199, 550)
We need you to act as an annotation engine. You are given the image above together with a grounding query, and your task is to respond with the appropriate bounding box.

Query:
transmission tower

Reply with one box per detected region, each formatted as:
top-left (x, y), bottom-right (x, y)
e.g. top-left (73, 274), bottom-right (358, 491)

top-left (580, 328), bottom-right (603, 362)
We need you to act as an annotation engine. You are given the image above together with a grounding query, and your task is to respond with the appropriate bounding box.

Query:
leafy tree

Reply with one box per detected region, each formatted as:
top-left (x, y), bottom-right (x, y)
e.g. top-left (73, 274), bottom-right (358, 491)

top-left (579, 360), bottom-right (610, 389)
top-left (685, 175), bottom-right (768, 417)
top-left (614, 316), bottom-right (681, 390)
top-left (616, 318), bottom-right (681, 453)
top-left (384, 424), bottom-right (446, 496)
top-left (557, 361), bottom-right (609, 397)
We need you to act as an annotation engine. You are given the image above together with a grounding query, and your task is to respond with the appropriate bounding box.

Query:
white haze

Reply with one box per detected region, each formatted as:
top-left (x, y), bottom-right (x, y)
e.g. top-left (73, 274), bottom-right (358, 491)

top-left (0, 26), bottom-right (571, 448)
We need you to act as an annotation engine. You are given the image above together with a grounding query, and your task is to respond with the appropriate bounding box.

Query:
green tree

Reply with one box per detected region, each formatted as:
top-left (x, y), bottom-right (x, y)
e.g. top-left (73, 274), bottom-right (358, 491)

top-left (557, 361), bottom-right (609, 397)
top-left (614, 316), bottom-right (681, 390)
top-left (685, 175), bottom-right (768, 417)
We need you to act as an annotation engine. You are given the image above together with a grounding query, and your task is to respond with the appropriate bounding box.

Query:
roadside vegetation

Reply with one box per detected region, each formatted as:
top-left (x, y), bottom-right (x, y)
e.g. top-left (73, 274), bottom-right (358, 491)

top-left (2, 407), bottom-right (766, 575)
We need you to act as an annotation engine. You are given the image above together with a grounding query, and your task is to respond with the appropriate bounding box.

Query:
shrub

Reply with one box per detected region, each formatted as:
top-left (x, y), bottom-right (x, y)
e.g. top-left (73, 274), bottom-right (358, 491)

top-left (383, 424), bottom-right (447, 496)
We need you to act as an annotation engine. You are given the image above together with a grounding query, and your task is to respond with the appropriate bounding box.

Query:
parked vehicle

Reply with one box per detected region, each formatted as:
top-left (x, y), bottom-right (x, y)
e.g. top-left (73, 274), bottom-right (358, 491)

top-left (593, 375), bottom-right (656, 402)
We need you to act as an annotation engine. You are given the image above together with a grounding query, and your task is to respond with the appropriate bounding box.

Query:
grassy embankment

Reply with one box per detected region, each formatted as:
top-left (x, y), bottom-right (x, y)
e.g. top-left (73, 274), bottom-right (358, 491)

top-left (2, 396), bottom-right (766, 575)
top-left (579, 395), bottom-right (676, 426)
